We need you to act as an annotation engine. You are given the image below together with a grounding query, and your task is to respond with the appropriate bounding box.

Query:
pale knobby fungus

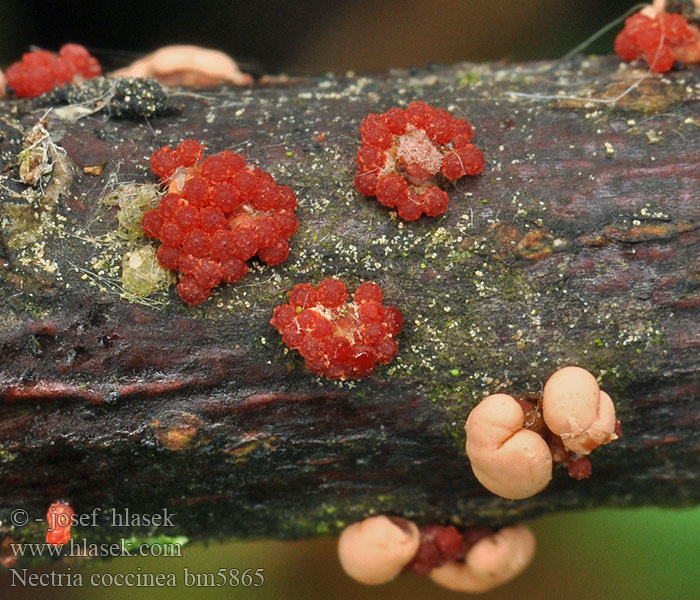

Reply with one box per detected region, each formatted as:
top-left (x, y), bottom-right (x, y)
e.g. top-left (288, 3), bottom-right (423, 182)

top-left (112, 45), bottom-right (252, 87)
top-left (542, 366), bottom-right (617, 455)
top-left (337, 515), bottom-right (420, 585)
top-left (429, 525), bottom-right (536, 593)
top-left (465, 394), bottom-right (552, 500)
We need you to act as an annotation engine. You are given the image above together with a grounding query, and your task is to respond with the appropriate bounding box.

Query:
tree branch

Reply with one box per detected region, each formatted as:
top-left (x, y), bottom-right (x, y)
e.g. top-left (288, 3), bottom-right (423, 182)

top-left (0, 56), bottom-right (699, 555)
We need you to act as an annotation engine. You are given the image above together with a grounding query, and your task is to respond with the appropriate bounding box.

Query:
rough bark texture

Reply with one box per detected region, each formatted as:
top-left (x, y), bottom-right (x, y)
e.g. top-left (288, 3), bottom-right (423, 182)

top-left (0, 56), bottom-right (699, 556)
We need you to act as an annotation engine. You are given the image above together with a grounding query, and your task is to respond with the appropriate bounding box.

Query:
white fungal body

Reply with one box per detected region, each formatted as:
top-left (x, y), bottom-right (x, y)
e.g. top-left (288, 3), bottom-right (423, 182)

top-left (337, 516), bottom-right (420, 585)
top-left (465, 394), bottom-right (552, 500)
top-left (542, 366), bottom-right (617, 455)
top-left (430, 525), bottom-right (536, 592)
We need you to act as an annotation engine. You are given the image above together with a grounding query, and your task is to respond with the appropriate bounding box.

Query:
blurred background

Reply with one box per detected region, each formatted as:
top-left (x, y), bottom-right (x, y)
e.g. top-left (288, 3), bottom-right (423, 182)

top-left (1, 0), bottom-right (640, 75)
top-left (2, 0), bottom-right (699, 598)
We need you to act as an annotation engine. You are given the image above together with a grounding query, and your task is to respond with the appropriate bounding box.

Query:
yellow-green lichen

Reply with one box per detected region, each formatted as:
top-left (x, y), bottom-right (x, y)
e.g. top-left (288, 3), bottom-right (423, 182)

top-left (101, 183), bottom-right (161, 240)
top-left (0, 203), bottom-right (42, 249)
top-left (0, 449), bottom-right (19, 463)
top-left (121, 244), bottom-right (175, 301)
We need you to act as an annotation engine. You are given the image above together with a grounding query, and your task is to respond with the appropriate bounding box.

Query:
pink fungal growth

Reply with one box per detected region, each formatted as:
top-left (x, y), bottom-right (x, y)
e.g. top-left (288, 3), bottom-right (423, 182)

top-left (5, 44), bottom-right (101, 98)
top-left (270, 279), bottom-right (403, 380)
top-left (615, 11), bottom-right (700, 72)
top-left (337, 517), bottom-right (534, 592)
top-left (142, 139), bottom-right (298, 306)
top-left (337, 516), bottom-right (420, 585)
top-left (354, 101), bottom-right (484, 221)
top-left (110, 44), bottom-right (252, 87)
top-left (541, 367), bottom-right (618, 456)
top-left (429, 525), bottom-right (536, 593)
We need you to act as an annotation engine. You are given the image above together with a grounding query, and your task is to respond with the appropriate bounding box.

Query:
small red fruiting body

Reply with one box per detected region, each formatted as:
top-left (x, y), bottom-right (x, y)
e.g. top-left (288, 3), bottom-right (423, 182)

top-left (46, 501), bottom-right (74, 546)
top-left (406, 525), bottom-right (467, 576)
top-left (566, 455), bottom-right (593, 480)
top-left (143, 140), bottom-right (298, 306)
top-left (5, 44), bottom-right (101, 98)
top-left (354, 101), bottom-right (484, 221)
top-left (270, 279), bottom-right (403, 380)
top-left (615, 11), bottom-right (700, 72)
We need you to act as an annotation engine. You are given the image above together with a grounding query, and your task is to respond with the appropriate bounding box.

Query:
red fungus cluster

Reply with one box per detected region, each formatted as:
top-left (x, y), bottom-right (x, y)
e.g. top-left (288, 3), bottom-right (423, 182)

top-left (270, 279), bottom-right (403, 379)
top-left (406, 525), bottom-right (468, 576)
top-left (354, 101), bottom-right (484, 221)
top-left (46, 501), bottom-right (74, 546)
top-left (142, 140), bottom-right (298, 305)
top-left (5, 44), bottom-right (101, 98)
top-left (615, 11), bottom-right (700, 72)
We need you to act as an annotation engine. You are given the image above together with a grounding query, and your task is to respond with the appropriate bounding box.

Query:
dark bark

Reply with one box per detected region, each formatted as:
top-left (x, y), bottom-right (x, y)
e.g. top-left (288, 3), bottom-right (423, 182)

top-left (0, 56), bottom-right (699, 556)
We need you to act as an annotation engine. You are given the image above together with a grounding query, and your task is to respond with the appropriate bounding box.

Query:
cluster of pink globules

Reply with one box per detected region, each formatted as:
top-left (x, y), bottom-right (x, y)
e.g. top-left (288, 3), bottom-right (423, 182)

top-left (354, 101), bottom-right (485, 221)
top-left (270, 279), bottom-right (403, 380)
